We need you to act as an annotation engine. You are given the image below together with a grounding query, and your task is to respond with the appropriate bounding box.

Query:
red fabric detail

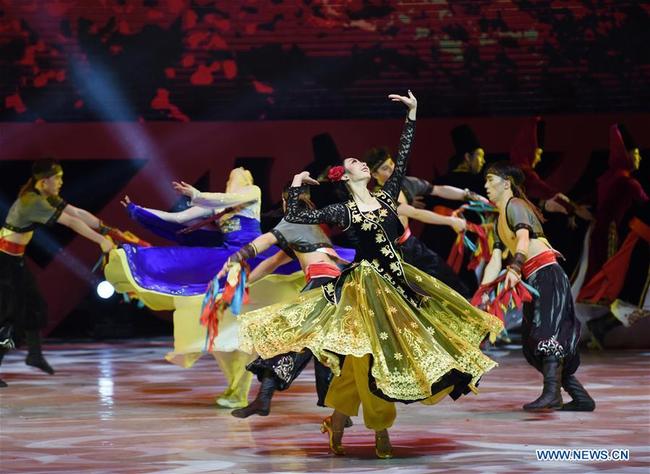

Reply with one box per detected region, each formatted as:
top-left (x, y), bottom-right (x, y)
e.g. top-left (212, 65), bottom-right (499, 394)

top-left (200, 263), bottom-right (250, 352)
top-left (0, 239), bottom-right (26, 255)
top-left (305, 262), bottom-right (341, 282)
top-left (106, 228), bottom-right (151, 247)
top-left (447, 231), bottom-right (465, 274)
top-left (521, 167), bottom-right (558, 200)
top-left (397, 226), bottom-right (412, 245)
top-left (522, 250), bottom-right (558, 279)
top-left (579, 218), bottom-right (650, 304)
top-left (608, 124), bottom-right (632, 171)
top-left (588, 171), bottom-right (648, 281)
top-left (509, 117), bottom-right (559, 200)
top-left (432, 205), bottom-right (454, 216)
top-left (468, 222), bottom-right (491, 271)
top-left (446, 222), bottom-right (490, 274)
top-left (471, 273), bottom-right (535, 322)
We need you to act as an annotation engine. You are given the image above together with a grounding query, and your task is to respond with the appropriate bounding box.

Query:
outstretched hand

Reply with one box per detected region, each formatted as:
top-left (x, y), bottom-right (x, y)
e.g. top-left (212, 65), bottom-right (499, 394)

top-left (291, 171), bottom-right (320, 187)
top-left (120, 195), bottom-right (131, 208)
top-left (172, 181), bottom-right (199, 199)
top-left (388, 90), bottom-right (417, 111)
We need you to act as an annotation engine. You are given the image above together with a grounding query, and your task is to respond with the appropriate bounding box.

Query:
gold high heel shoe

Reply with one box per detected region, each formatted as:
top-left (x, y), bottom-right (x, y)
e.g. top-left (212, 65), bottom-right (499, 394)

top-left (375, 431), bottom-right (393, 459)
top-left (320, 416), bottom-right (345, 455)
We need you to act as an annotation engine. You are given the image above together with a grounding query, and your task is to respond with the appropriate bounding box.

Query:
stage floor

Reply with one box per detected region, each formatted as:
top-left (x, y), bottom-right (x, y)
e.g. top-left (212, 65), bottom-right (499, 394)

top-left (1, 340), bottom-right (649, 473)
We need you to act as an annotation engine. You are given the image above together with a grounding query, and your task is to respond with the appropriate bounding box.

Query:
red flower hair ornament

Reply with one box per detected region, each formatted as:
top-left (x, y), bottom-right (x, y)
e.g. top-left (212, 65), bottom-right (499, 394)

top-left (327, 165), bottom-right (346, 182)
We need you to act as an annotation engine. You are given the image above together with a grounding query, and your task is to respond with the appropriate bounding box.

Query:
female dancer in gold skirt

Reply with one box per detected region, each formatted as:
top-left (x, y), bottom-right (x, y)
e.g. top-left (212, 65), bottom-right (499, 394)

top-left (238, 91), bottom-right (503, 458)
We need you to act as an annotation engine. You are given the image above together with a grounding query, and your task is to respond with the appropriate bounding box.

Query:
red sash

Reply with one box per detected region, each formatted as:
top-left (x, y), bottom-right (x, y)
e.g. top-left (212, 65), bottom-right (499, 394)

top-left (0, 238), bottom-right (26, 256)
top-left (397, 226), bottom-right (412, 245)
top-left (522, 250), bottom-right (559, 279)
top-left (305, 262), bottom-right (341, 282)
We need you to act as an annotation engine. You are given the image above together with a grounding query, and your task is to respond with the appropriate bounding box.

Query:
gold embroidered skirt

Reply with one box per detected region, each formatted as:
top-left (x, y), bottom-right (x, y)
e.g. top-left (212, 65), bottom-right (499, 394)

top-left (238, 260), bottom-right (503, 404)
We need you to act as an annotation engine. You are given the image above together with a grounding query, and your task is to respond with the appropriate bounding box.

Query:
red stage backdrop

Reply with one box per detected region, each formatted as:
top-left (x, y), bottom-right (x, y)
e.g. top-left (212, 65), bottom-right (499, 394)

top-left (0, 0), bottom-right (648, 331)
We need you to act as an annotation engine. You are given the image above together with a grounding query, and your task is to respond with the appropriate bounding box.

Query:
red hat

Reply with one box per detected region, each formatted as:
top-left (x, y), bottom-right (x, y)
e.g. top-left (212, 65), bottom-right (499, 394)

top-left (608, 124), bottom-right (634, 171)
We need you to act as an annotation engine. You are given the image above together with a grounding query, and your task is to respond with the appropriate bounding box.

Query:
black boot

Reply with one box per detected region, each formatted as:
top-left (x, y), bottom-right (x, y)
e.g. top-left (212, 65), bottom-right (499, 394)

top-left (523, 357), bottom-right (563, 411)
top-left (25, 331), bottom-right (54, 375)
top-left (231, 374), bottom-right (276, 418)
top-left (561, 375), bottom-right (595, 411)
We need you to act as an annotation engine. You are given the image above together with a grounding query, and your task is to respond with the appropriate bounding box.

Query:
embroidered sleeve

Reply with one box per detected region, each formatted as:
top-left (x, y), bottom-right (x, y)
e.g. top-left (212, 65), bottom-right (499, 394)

top-left (383, 118), bottom-right (416, 201)
top-left (285, 185), bottom-right (350, 228)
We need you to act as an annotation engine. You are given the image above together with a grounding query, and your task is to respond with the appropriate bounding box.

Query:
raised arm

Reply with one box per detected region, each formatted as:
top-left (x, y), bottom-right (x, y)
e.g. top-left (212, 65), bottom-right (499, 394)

top-left (173, 181), bottom-right (260, 209)
top-left (383, 91), bottom-right (417, 200)
top-left (284, 173), bottom-right (350, 228)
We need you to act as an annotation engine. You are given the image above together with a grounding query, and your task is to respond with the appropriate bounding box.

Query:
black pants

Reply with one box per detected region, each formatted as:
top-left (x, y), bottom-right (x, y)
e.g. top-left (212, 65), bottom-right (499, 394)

top-left (0, 252), bottom-right (47, 346)
top-left (522, 264), bottom-right (581, 375)
top-left (245, 275), bottom-right (335, 406)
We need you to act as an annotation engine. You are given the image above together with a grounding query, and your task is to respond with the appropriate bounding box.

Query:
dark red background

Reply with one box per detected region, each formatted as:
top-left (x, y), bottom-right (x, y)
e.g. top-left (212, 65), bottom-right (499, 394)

top-left (0, 1), bottom-right (648, 332)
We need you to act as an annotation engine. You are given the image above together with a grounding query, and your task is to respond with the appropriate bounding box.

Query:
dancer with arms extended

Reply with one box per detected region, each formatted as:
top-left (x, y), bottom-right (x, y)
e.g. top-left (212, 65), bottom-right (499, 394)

top-left (238, 91), bottom-right (502, 458)
top-left (1, 159), bottom-right (115, 387)
top-left (214, 186), bottom-right (354, 418)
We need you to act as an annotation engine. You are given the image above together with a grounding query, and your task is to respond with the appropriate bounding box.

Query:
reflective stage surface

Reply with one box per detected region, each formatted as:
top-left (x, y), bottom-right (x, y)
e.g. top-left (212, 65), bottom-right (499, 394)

top-left (1, 341), bottom-right (649, 473)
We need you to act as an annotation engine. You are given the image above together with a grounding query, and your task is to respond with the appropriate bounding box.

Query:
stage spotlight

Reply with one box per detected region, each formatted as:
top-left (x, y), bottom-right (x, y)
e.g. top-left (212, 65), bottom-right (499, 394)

top-left (96, 280), bottom-right (115, 299)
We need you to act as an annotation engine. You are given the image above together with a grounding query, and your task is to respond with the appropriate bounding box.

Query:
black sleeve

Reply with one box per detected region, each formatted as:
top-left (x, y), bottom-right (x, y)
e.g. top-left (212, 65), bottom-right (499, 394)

top-left (285, 185), bottom-right (350, 229)
top-left (407, 176), bottom-right (434, 197)
top-left (383, 118), bottom-right (416, 201)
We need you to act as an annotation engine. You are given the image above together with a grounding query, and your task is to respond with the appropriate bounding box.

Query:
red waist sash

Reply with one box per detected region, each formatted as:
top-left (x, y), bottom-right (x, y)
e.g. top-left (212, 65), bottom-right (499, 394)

top-left (397, 226), bottom-right (412, 245)
top-left (305, 262), bottom-right (341, 282)
top-left (0, 238), bottom-right (26, 256)
top-left (522, 250), bottom-right (559, 279)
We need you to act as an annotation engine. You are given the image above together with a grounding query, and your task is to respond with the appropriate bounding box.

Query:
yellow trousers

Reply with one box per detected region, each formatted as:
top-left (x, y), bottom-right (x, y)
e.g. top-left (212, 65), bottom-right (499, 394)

top-left (325, 354), bottom-right (396, 431)
top-left (212, 350), bottom-right (254, 404)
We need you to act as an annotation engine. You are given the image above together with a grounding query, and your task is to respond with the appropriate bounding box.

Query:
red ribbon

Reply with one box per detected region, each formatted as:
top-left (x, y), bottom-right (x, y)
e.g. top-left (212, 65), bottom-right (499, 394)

top-left (200, 262), bottom-right (250, 352)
